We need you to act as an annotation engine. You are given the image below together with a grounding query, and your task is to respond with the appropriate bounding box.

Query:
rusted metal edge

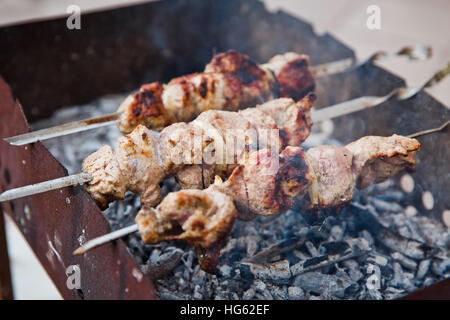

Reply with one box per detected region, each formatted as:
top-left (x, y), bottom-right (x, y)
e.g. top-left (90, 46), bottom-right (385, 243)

top-left (401, 278), bottom-right (450, 300)
top-left (0, 76), bottom-right (157, 300)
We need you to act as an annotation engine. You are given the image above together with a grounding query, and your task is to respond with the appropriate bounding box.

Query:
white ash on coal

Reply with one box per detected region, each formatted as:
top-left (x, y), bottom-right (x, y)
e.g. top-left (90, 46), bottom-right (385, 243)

top-left (37, 96), bottom-right (450, 300)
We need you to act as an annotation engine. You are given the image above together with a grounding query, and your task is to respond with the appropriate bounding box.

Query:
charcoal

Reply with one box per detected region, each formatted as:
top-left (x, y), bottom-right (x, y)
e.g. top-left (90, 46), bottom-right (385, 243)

top-left (378, 191), bottom-right (405, 202)
top-left (391, 214), bottom-right (427, 243)
top-left (214, 293), bottom-right (227, 300)
top-left (423, 277), bottom-right (436, 287)
top-left (305, 241), bottom-right (319, 256)
top-left (293, 271), bottom-right (355, 298)
top-left (346, 238), bottom-right (372, 252)
top-left (389, 262), bottom-right (404, 288)
top-left (293, 250), bottom-right (309, 260)
top-left (149, 249), bottom-right (162, 263)
top-left (270, 286), bottom-right (288, 300)
top-left (288, 286), bottom-right (305, 300)
top-left (302, 255), bottom-right (329, 268)
top-left (402, 272), bottom-right (417, 292)
top-left (329, 225), bottom-right (345, 241)
top-left (370, 198), bottom-right (404, 213)
top-left (384, 287), bottom-right (406, 300)
top-left (177, 276), bottom-right (187, 290)
top-left (367, 253), bottom-right (389, 267)
top-left (391, 252), bottom-right (418, 271)
top-left (230, 292), bottom-right (240, 300)
top-left (255, 291), bottom-right (274, 300)
top-left (181, 251), bottom-right (195, 272)
top-left (246, 235), bottom-right (259, 257)
top-left (415, 259), bottom-right (431, 281)
top-left (253, 280), bottom-right (267, 293)
top-left (159, 290), bottom-right (184, 300)
top-left (242, 288), bottom-right (256, 300)
top-left (378, 231), bottom-right (426, 260)
top-left (218, 265), bottom-right (232, 278)
top-left (141, 248), bottom-right (184, 280)
top-left (241, 260), bottom-right (291, 285)
top-left (431, 258), bottom-right (450, 276)
top-left (359, 230), bottom-right (375, 247)
top-left (342, 259), bottom-right (364, 282)
top-left (367, 289), bottom-right (383, 300)
top-left (192, 268), bottom-right (207, 285)
top-left (319, 241), bottom-right (350, 255)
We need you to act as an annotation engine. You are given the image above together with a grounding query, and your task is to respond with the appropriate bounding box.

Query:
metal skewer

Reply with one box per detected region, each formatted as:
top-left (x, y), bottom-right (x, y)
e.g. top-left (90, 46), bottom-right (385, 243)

top-left (310, 61), bottom-right (449, 121)
top-left (310, 44), bottom-right (432, 77)
top-left (73, 224), bottom-right (139, 255)
top-left (407, 120), bottom-right (449, 138)
top-left (71, 119), bottom-right (449, 256)
top-left (0, 173), bottom-right (91, 202)
top-left (4, 45), bottom-right (432, 146)
top-left (0, 63), bottom-right (448, 203)
top-left (4, 113), bottom-right (121, 146)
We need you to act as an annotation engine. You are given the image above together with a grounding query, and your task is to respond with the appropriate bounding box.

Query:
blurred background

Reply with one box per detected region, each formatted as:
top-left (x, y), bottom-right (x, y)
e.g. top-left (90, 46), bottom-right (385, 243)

top-left (0, 0), bottom-right (449, 299)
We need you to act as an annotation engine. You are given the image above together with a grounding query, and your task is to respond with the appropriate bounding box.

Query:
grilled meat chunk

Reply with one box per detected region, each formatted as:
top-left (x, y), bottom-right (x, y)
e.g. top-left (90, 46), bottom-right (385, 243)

top-left (345, 134), bottom-right (421, 189)
top-left (306, 145), bottom-right (354, 208)
top-left (83, 125), bottom-right (165, 210)
top-left (117, 50), bottom-right (314, 133)
top-left (136, 189), bottom-right (237, 273)
top-left (263, 52), bottom-right (315, 100)
top-left (211, 146), bottom-right (312, 220)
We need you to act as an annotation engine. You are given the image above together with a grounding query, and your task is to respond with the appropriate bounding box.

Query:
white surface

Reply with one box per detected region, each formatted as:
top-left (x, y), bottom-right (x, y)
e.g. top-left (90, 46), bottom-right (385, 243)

top-left (4, 214), bottom-right (62, 300)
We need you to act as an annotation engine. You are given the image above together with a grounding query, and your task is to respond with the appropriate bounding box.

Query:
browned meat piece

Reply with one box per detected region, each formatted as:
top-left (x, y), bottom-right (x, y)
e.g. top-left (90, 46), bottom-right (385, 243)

top-left (116, 50), bottom-right (315, 133)
top-left (83, 95), bottom-right (313, 210)
top-left (117, 82), bottom-right (174, 133)
top-left (135, 189), bottom-right (237, 273)
top-left (264, 52), bottom-right (315, 101)
top-left (204, 50), bottom-right (277, 107)
top-left (81, 145), bottom-right (127, 210)
top-left (305, 145), bottom-right (354, 209)
top-left (345, 134), bottom-right (421, 189)
top-left (211, 146), bottom-right (312, 220)
top-left (83, 125), bottom-right (165, 210)
top-left (252, 94), bottom-right (314, 146)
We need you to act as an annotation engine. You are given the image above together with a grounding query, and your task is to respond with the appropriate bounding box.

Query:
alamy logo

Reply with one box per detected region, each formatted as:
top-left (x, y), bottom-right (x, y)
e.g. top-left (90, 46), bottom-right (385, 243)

top-left (66, 265), bottom-right (81, 290)
top-left (366, 5), bottom-right (381, 30)
top-left (66, 5), bottom-right (81, 30)
top-left (366, 264), bottom-right (381, 290)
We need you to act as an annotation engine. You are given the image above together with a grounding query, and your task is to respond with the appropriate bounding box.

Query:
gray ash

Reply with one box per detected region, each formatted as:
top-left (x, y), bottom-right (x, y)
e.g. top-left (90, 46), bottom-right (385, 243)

top-left (37, 96), bottom-right (450, 300)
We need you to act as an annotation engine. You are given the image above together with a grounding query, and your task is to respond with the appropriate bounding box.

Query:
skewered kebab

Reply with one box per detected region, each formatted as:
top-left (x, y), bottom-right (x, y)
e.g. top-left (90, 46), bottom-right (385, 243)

top-left (82, 94), bottom-right (315, 210)
top-left (74, 134), bottom-right (421, 273)
top-left (4, 45), bottom-right (432, 146)
top-left (1, 61), bottom-right (449, 204)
